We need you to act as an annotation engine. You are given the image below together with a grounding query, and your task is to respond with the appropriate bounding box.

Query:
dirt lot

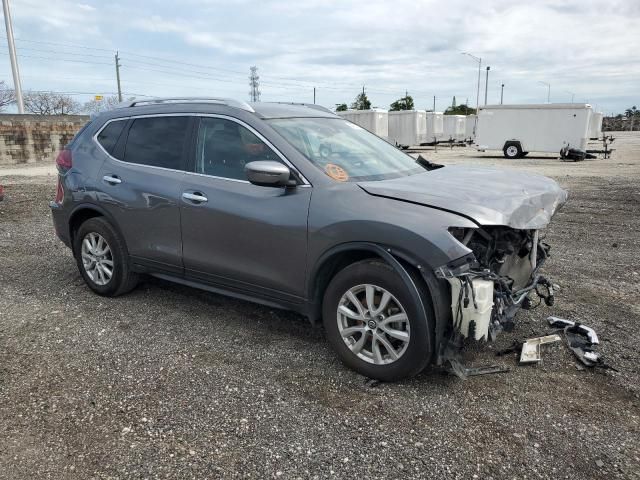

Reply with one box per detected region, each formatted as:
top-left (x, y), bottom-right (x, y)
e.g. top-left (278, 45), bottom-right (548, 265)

top-left (1, 133), bottom-right (639, 479)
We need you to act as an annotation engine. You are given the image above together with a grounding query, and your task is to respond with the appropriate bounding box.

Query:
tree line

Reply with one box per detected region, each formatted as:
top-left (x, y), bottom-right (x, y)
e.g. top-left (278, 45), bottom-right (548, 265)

top-left (335, 91), bottom-right (476, 114)
top-left (0, 81), bottom-right (126, 115)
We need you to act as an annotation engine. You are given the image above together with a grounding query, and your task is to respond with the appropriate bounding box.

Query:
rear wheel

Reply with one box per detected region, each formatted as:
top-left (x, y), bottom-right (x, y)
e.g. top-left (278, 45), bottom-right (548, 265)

top-left (73, 217), bottom-right (139, 296)
top-left (322, 260), bottom-right (433, 381)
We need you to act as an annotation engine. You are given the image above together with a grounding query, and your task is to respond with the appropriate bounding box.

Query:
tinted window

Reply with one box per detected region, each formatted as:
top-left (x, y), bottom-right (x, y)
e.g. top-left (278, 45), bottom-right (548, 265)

top-left (195, 117), bottom-right (280, 180)
top-left (123, 116), bottom-right (190, 169)
top-left (96, 119), bottom-right (126, 156)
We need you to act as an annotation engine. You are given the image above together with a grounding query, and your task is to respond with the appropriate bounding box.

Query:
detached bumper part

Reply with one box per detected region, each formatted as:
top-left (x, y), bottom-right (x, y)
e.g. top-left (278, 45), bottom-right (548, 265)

top-left (519, 334), bottom-right (561, 363)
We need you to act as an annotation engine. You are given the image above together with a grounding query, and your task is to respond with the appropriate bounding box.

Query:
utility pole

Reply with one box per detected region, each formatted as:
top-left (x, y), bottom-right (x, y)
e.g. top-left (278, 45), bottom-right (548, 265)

top-left (2, 0), bottom-right (24, 113)
top-left (249, 66), bottom-right (261, 102)
top-left (433, 95), bottom-right (436, 112)
top-left (500, 83), bottom-right (504, 104)
top-left (461, 52), bottom-right (481, 111)
top-left (114, 51), bottom-right (122, 102)
top-left (313, 87), bottom-right (316, 104)
top-left (484, 66), bottom-right (490, 105)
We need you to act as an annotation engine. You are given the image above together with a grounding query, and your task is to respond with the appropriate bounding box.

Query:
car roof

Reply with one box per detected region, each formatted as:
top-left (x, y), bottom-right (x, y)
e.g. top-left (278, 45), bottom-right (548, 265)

top-left (250, 102), bottom-right (338, 119)
top-left (95, 98), bottom-right (338, 122)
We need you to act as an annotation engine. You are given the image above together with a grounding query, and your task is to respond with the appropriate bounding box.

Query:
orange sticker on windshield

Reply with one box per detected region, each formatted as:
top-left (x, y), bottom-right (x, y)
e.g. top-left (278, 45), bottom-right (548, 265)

top-left (325, 163), bottom-right (349, 182)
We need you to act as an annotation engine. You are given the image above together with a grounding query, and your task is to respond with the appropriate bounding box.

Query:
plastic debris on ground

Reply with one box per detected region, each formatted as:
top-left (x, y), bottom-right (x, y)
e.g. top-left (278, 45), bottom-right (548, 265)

top-left (547, 316), bottom-right (618, 371)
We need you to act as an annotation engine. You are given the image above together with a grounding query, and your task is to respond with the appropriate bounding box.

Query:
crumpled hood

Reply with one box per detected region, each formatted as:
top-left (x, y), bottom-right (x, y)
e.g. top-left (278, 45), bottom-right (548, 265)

top-left (358, 165), bottom-right (568, 229)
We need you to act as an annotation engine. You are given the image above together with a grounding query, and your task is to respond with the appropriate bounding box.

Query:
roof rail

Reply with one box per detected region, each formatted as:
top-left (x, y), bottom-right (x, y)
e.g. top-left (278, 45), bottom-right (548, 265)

top-left (269, 102), bottom-right (335, 115)
top-left (122, 97), bottom-right (255, 113)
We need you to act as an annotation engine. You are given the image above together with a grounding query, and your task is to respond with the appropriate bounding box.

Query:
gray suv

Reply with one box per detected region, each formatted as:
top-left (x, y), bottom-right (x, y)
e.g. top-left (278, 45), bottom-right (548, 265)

top-left (51, 98), bottom-right (567, 381)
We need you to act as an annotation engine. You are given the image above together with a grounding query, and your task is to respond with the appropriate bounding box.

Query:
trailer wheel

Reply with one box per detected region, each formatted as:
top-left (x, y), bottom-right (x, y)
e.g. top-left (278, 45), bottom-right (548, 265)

top-left (503, 142), bottom-right (523, 159)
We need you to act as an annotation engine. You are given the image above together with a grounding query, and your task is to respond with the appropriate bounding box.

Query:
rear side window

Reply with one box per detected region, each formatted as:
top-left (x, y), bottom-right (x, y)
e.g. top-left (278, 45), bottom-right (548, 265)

top-left (97, 119), bottom-right (127, 156)
top-left (123, 116), bottom-right (190, 169)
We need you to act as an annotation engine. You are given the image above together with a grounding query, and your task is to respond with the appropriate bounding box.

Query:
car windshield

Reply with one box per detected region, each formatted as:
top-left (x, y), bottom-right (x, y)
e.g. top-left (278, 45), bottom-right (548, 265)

top-left (267, 117), bottom-right (424, 182)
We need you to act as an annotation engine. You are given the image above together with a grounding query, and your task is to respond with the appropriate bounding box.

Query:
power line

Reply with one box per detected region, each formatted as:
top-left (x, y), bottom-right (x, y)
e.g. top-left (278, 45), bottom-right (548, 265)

top-left (0, 51), bottom-right (112, 66)
top-left (1, 34), bottom-right (436, 95)
top-left (0, 43), bottom-right (112, 59)
top-left (0, 35), bottom-right (468, 106)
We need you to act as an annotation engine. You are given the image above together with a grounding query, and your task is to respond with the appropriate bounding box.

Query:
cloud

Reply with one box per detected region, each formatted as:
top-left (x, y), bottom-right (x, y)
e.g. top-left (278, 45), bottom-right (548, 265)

top-left (2, 0), bottom-right (638, 113)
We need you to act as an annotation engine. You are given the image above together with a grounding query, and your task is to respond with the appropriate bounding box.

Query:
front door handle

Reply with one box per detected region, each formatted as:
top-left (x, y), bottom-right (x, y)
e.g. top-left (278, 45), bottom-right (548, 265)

top-left (103, 175), bottom-right (122, 185)
top-left (182, 192), bottom-right (208, 203)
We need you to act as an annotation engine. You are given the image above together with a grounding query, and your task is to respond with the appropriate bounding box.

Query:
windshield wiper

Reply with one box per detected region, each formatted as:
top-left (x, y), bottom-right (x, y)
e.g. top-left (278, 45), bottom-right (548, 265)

top-left (416, 154), bottom-right (444, 171)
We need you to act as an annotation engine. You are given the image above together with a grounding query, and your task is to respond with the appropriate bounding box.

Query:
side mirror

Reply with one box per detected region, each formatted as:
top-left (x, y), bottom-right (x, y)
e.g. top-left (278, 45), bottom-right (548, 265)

top-left (245, 161), bottom-right (292, 187)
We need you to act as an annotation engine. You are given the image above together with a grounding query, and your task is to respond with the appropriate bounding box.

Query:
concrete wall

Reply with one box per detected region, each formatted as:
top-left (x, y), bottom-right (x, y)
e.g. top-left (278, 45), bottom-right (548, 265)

top-left (0, 114), bottom-right (90, 166)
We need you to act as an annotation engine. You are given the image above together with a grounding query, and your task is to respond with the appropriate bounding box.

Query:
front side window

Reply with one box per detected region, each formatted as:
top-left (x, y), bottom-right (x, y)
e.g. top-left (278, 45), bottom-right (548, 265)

top-left (97, 119), bottom-right (127, 157)
top-left (268, 117), bottom-right (423, 182)
top-left (123, 116), bottom-right (190, 169)
top-left (195, 117), bottom-right (281, 180)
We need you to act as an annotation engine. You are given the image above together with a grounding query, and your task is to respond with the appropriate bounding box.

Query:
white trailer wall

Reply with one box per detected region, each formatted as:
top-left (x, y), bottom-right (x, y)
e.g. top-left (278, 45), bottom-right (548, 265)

top-left (426, 112), bottom-right (444, 142)
top-left (388, 110), bottom-right (427, 147)
top-left (465, 114), bottom-right (477, 140)
top-left (476, 104), bottom-right (592, 154)
top-left (337, 109), bottom-right (389, 138)
top-left (589, 112), bottom-right (603, 139)
top-left (443, 115), bottom-right (466, 141)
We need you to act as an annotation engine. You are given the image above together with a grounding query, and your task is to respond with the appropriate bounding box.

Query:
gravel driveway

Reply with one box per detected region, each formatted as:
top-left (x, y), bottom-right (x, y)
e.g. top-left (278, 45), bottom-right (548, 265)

top-left (1, 134), bottom-right (639, 479)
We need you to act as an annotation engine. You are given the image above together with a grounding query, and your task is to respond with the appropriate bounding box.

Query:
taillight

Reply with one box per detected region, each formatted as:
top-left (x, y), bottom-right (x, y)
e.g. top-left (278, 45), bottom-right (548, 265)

top-left (55, 149), bottom-right (72, 171)
top-left (54, 178), bottom-right (64, 204)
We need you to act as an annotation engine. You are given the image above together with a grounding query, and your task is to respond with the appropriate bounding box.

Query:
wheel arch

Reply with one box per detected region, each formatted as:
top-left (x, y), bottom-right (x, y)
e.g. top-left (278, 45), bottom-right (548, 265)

top-left (307, 242), bottom-right (451, 361)
top-left (68, 204), bottom-right (124, 253)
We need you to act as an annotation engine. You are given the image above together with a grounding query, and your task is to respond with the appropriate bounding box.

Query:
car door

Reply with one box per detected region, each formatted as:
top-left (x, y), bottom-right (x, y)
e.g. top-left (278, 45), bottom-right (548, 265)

top-left (180, 115), bottom-right (311, 301)
top-left (96, 115), bottom-right (193, 275)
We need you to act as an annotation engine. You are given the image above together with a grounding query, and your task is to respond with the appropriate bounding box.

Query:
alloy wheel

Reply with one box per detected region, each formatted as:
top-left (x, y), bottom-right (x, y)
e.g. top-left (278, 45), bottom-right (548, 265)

top-left (336, 284), bottom-right (410, 365)
top-left (81, 232), bottom-right (114, 286)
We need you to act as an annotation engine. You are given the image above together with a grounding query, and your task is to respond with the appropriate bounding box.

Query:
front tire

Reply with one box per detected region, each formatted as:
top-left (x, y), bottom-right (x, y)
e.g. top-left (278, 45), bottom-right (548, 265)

top-left (73, 217), bottom-right (139, 297)
top-left (322, 260), bottom-right (433, 381)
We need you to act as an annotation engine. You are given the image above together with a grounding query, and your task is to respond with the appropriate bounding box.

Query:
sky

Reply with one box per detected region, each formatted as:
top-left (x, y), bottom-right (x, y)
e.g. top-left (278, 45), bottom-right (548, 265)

top-left (1, 0), bottom-right (638, 114)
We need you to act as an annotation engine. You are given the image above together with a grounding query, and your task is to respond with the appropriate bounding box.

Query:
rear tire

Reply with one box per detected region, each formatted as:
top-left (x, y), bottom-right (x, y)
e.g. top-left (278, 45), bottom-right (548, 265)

top-left (322, 260), bottom-right (433, 381)
top-left (73, 217), bottom-right (139, 297)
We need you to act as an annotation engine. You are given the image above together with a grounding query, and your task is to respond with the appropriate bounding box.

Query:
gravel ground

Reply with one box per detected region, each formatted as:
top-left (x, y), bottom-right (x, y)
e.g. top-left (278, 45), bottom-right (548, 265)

top-left (1, 133), bottom-right (639, 479)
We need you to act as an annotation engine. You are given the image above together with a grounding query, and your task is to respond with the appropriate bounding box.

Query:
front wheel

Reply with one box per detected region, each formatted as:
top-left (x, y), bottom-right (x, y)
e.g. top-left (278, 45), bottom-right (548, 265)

top-left (322, 260), bottom-right (433, 381)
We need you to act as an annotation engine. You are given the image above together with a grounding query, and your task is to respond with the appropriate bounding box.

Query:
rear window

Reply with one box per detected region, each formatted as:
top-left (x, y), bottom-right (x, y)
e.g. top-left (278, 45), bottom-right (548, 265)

top-left (97, 119), bottom-right (127, 156)
top-left (123, 116), bottom-right (190, 169)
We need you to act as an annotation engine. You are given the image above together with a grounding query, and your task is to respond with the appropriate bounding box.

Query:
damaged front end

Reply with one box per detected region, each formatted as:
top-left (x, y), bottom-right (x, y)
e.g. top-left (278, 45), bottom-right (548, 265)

top-left (435, 226), bottom-right (556, 365)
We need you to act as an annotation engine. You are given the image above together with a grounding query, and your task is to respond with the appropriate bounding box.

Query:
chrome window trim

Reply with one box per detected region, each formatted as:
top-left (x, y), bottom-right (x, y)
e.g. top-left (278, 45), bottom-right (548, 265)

top-left (92, 113), bottom-right (311, 187)
top-left (192, 113), bottom-right (311, 186)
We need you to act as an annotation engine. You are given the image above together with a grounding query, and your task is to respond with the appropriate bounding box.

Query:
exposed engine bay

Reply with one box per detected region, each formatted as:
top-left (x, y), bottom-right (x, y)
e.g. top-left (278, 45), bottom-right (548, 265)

top-left (436, 226), bottom-right (555, 348)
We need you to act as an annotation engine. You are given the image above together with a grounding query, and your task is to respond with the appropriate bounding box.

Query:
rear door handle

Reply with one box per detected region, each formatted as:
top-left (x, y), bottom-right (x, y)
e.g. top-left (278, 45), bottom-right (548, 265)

top-left (182, 192), bottom-right (208, 203)
top-left (103, 175), bottom-right (122, 185)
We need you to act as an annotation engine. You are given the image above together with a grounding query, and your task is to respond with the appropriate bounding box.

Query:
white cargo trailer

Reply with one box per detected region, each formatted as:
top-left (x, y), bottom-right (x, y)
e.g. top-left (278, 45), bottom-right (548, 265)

top-left (388, 110), bottom-right (427, 148)
top-left (588, 111), bottom-right (603, 139)
top-left (337, 108), bottom-right (388, 138)
top-left (465, 114), bottom-right (477, 141)
top-left (443, 115), bottom-right (466, 141)
top-left (476, 103), bottom-right (592, 158)
top-left (425, 112), bottom-right (444, 143)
